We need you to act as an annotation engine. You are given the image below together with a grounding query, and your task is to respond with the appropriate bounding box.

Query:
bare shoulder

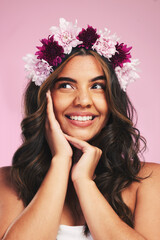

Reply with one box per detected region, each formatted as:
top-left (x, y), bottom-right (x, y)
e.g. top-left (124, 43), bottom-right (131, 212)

top-left (137, 161), bottom-right (160, 199)
top-left (0, 166), bottom-right (24, 239)
top-left (134, 162), bottom-right (160, 238)
top-left (0, 166), bottom-right (18, 196)
top-left (139, 161), bottom-right (160, 183)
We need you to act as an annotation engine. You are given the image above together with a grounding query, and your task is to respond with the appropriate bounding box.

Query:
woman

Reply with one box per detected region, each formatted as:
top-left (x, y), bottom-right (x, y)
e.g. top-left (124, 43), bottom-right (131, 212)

top-left (0, 18), bottom-right (160, 240)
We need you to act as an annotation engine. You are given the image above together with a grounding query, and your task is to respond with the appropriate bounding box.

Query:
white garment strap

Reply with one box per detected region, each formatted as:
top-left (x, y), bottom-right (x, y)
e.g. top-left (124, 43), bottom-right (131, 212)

top-left (57, 225), bottom-right (93, 240)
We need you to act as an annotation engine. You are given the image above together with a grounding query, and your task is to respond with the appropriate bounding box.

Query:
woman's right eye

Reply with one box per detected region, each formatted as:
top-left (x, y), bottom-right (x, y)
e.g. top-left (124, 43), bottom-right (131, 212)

top-left (58, 83), bottom-right (73, 89)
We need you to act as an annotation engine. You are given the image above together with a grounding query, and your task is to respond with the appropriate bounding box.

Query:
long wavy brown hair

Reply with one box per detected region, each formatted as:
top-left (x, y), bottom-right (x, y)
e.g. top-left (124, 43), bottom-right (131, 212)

top-left (11, 48), bottom-right (146, 234)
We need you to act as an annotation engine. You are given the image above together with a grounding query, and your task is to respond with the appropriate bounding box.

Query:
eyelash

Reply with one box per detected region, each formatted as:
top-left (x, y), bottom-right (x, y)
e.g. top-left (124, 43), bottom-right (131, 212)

top-left (58, 82), bottom-right (106, 90)
top-left (58, 83), bottom-right (73, 89)
top-left (91, 83), bottom-right (106, 90)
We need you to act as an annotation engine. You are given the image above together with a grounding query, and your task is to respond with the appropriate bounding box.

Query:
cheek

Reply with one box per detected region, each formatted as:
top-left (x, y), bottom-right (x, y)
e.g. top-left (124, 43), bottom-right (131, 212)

top-left (103, 104), bottom-right (109, 117)
top-left (94, 96), bottom-right (109, 116)
top-left (101, 106), bottom-right (109, 125)
top-left (95, 98), bottom-right (109, 126)
top-left (51, 93), bottom-right (70, 118)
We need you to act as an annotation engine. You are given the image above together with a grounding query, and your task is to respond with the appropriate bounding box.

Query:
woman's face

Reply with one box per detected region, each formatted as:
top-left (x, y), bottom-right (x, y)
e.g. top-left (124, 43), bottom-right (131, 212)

top-left (51, 55), bottom-right (109, 141)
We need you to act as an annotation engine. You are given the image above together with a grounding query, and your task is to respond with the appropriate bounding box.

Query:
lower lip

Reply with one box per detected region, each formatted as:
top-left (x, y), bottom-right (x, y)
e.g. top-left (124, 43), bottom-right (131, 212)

top-left (66, 117), bottom-right (96, 127)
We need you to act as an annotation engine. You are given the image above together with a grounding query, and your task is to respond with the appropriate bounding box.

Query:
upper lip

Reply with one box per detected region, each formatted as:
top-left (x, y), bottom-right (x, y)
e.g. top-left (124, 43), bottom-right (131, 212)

top-left (65, 112), bottom-right (98, 117)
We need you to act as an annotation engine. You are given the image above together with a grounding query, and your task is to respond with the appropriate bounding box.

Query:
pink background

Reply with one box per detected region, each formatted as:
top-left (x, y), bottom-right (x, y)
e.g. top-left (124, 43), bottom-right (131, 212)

top-left (0, 0), bottom-right (160, 167)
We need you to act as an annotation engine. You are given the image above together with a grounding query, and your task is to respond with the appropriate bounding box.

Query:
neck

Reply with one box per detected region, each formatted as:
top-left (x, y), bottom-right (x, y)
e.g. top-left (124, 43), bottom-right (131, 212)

top-left (64, 146), bottom-right (86, 225)
top-left (64, 178), bottom-right (85, 225)
top-left (71, 146), bottom-right (83, 164)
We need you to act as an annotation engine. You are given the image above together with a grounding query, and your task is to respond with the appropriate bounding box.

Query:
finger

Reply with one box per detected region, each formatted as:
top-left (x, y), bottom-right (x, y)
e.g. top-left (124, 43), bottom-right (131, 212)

top-left (64, 134), bottom-right (89, 152)
top-left (46, 90), bottom-right (56, 121)
top-left (64, 134), bottom-right (102, 158)
top-left (46, 90), bottom-right (53, 112)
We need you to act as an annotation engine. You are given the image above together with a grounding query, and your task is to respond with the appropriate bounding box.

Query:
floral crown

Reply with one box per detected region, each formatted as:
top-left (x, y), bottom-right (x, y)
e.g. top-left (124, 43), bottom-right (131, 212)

top-left (23, 18), bottom-right (140, 91)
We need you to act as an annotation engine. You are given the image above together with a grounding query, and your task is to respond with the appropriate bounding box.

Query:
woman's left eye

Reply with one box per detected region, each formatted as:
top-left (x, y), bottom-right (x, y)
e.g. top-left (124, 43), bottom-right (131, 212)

top-left (91, 83), bottom-right (105, 90)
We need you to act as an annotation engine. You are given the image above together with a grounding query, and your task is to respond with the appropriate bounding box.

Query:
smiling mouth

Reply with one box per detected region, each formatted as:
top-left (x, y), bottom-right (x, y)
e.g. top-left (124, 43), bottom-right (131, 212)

top-left (66, 115), bottom-right (96, 122)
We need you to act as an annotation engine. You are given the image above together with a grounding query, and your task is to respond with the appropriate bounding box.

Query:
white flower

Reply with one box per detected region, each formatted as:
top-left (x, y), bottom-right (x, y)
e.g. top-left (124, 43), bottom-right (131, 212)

top-left (115, 59), bottom-right (140, 91)
top-left (23, 54), bottom-right (53, 86)
top-left (50, 18), bottom-right (82, 54)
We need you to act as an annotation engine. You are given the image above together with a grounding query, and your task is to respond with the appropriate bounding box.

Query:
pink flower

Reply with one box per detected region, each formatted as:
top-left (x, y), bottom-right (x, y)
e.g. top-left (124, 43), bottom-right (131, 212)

top-left (23, 54), bottom-right (53, 86)
top-left (92, 28), bottom-right (118, 58)
top-left (35, 35), bottom-right (65, 67)
top-left (50, 18), bottom-right (82, 54)
top-left (77, 25), bottom-right (100, 49)
top-left (115, 59), bottom-right (140, 91)
top-left (92, 37), bottom-right (117, 58)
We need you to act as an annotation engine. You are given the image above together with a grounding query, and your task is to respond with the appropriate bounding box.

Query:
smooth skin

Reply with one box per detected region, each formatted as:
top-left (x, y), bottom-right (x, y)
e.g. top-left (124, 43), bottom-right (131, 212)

top-left (0, 56), bottom-right (160, 240)
top-left (51, 56), bottom-right (109, 141)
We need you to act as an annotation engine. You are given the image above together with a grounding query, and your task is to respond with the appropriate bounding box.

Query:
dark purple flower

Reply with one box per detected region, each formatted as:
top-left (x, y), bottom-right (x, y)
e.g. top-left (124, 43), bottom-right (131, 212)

top-left (110, 43), bottom-right (132, 68)
top-left (35, 35), bottom-right (65, 67)
top-left (77, 25), bottom-right (100, 49)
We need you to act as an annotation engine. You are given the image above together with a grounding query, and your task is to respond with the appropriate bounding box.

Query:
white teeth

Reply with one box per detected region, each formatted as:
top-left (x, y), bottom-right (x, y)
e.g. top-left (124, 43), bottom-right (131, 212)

top-left (70, 116), bottom-right (93, 121)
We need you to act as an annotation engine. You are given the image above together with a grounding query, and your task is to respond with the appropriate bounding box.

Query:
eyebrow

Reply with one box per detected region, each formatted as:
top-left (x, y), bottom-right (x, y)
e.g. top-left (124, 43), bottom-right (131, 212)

top-left (55, 75), bottom-right (106, 83)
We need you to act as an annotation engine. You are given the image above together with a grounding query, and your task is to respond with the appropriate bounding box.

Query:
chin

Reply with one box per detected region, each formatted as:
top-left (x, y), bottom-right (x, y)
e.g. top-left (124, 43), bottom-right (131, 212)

top-left (71, 134), bottom-right (92, 141)
top-left (66, 130), bottom-right (101, 142)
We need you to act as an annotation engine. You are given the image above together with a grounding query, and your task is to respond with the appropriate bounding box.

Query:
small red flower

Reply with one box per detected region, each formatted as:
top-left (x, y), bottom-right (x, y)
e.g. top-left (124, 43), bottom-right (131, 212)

top-left (77, 25), bottom-right (100, 49)
top-left (110, 43), bottom-right (132, 68)
top-left (35, 35), bottom-right (65, 67)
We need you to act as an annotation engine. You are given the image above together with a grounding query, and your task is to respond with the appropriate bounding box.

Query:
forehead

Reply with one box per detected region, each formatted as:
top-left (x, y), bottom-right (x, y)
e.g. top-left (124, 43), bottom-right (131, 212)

top-left (58, 55), bottom-right (104, 79)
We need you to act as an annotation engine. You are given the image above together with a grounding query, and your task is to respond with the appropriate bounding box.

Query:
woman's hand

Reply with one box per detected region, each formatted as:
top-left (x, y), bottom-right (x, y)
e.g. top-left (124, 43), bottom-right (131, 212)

top-left (64, 134), bottom-right (102, 183)
top-left (45, 90), bottom-right (73, 160)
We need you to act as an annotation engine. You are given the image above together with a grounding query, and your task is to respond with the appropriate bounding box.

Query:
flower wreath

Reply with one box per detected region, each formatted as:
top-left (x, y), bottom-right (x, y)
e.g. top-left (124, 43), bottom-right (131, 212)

top-left (23, 18), bottom-right (140, 91)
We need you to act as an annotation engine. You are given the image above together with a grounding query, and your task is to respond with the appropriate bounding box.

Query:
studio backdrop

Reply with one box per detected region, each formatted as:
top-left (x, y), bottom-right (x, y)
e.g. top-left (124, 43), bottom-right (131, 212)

top-left (0, 0), bottom-right (160, 167)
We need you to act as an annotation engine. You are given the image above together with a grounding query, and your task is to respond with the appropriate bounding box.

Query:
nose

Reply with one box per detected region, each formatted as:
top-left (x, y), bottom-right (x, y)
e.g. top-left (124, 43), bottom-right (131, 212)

top-left (73, 89), bottom-right (92, 108)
